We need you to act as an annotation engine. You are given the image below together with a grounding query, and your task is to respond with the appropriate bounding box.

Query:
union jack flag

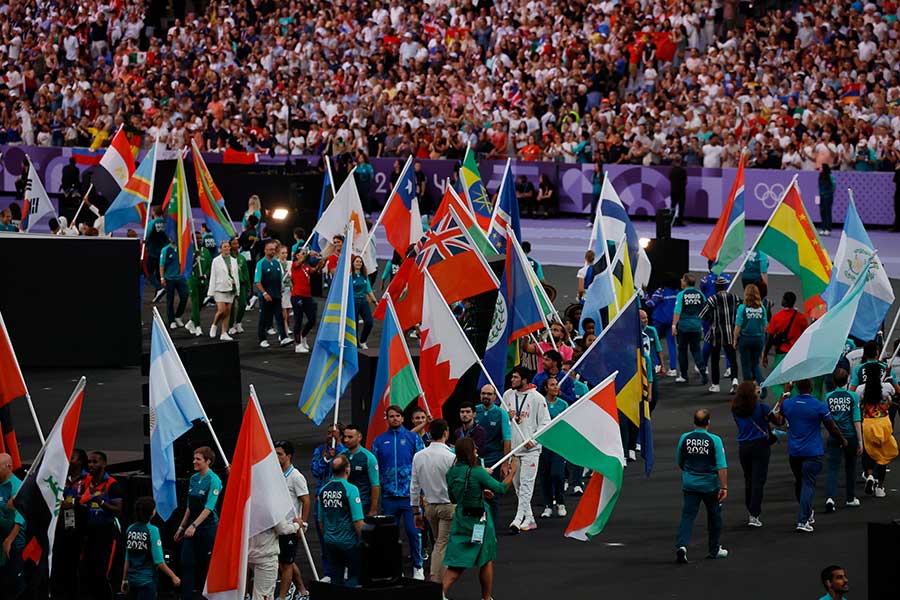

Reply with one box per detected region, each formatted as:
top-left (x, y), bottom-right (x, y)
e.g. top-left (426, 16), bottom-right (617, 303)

top-left (416, 212), bottom-right (474, 269)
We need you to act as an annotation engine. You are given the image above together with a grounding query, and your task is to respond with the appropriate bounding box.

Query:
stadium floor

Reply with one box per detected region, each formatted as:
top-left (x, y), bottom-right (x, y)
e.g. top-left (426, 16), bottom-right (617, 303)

top-left (14, 268), bottom-right (900, 599)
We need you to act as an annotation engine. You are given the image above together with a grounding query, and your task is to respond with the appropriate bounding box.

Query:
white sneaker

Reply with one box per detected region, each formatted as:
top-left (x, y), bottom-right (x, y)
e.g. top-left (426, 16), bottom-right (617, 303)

top-left (519, 518), bottom-right (537, 531)
top-left (267, 327), bottom-right (277, 335)
top-left (153, 289), bottom-right (166, 303)
top-left (809, 510), bottom-right (815, 525)
top-left (360, 342), bottom-right (369, 349)
top-left (875, 485), bottom-right (887, 498)
top-left (540, 507), bottom-right (553, 518)
top-left (693, 365), bottom-right (700, 374)
top-left (675, 376), bottom-right (687, 383)
top-left (509, 517), bottom-right (522, 533)
top-left (730, 378), bottom-right (739, 394)
top-left (209, 325), bottom-right (217, 338)
top-left (572, 485), bottom-right (584, 496)
top-left (259, 340), bottom-right (270, 348)
top-left (628, 449), bottom-right (637, 461)
top-left (723, 368), bottom-right (731, 378)
top-left (409, 330), bottom-right (418, 338)
top-left (865, 475), bottom-right (876, 495)
top-left (248, 296), bottom-right (258, 309)
top-left (235, 322), bottom-right (244, 333)
top-left (666, 369), bottom-right (677, 377)
top-left (185, 320), bottom-right (197, 334)
top-left (557, 504), bottom-right (567, 517)
top-left (280, 337), bottom-right (293, 347)
top-left (708, 384), bottom-right (720, 393)
top-left (846, 498), bottom-right (861, 507)
top-left (220, 333), bottom-right (233, 341)
top-left (825, 498), bottom-right (835, 513)
top-left (169, 322), bottom-right (178, 330)
top-left (319, 576), bottom-right (331, 584)
top-left (748, 515), bottom-right (762, 527)
top-left (228, 327), bottom-right (237, 335)
top-left (412, 567), bottom-right (425, 581)
top-left (194, 327), bottom-right (202, 337)
top-left (676, 547), bottom-right (688, 564)
top-left (175, 318), bottom-right (184, 327)
top-left (796, 521), bottom-right (814, 533)
top-left (708, 546), bottom-right (728, 559)
top-left (295, 343), bottom-right (309, 354)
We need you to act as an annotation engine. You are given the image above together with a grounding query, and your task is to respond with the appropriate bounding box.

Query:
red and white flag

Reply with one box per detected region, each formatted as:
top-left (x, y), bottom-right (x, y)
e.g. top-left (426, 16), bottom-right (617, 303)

top-left (419, 272), bottom-right (479, 417)
top-left (204, 387), bottom-right (294, 600)
top-left (94, 125), bottom-right (137, 201)
top-left (14, 377), bottom-right (86, 571)
top-left (0, 310), bottom-right (28, 467)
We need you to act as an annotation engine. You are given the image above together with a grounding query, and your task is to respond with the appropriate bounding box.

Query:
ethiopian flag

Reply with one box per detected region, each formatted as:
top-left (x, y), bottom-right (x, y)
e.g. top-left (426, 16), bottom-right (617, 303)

top-left (756, 182), bottom-right (831, 318)
top-left (367, 295), bottom-right (423, 447)
top-left (460, 145), bottom-right (493, 233)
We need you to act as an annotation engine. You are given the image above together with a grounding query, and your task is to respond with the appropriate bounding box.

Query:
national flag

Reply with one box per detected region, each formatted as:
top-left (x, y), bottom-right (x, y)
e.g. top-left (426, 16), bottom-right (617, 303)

top-left (638, 335), bottom-right (654, 476)
top-left (71, 148), bottom-right (103, 166)
top-left (104, 142), bottom-right (158, 233)
top-left (380, 156), bottom-right (424, 255)
top-left (582, 203), bottom-right (616, 330)
top-left (161, 154), bottom-right (195, 279)
top-left (192, 140), bottom-right (237, 245)
top-left (149, 308), bottom-right (206, 520)
top-left (0, 311), bottom-right (26, 468)
top-left (374, 256), bottom-right (423, 331)
top-left (14, 378), bottom-right (86, 571)
top-left (310, 157), bottom-right (337, 250)
top-left (420, 272), bottom-right (479, 416)
top-left (599, 175), bottom-right (651, 287)
top-left (821, 198), bottom-right (894, 342)
top-left (222, 147), bottom-right (259, 164)
top-left (460, 146), bottom-right (493, 232)
top-left (93, 126), bottom-right (137, 202)
top-left (312, 170), bottom-right (377, 273)
top-left (21, 158), bottom-right (57, 232)
top-left (298, 229), bottom-right (359, 425)
top-left (702, 155), bottom-right (745, 274)
top-left (487, 161), bottom-right (521, 254)
top-left (367, 296), bottom-right (425, 447)
top-left (204, 388), bottom-right (294, 600)
top-left (532, 372), bottom-right (624, 540)
top-left (0, 404), bottom-right (20, 469)
top-left (610, 239), bottom-right (635, 317)
top-left (431, 186), bottom-right (496, 257)
top-left (569, 294), bottom-right (643, 426)
top-left (755, 182), bottom-right (831, 319)
top-left (762, 260), bottom-right (872, 388)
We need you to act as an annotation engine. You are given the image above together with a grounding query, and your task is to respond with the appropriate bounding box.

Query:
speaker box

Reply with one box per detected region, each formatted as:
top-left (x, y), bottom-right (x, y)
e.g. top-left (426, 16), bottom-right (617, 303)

top-left (361, 515), bottom-right (402, 586)
top-left (868, 521), bottom-right (900, 599)
top-left (644, 237), bottom-right (689, 292)
top-left (141, 341), bottom-right (243, 474)
top-left (310, 578), bottom-right (441, 600)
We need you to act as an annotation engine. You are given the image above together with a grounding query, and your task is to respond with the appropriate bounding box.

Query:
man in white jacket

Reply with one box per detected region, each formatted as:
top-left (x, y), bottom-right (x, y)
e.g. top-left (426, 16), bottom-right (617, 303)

top-left (502, 366), bottom-right (551, 533)
top-left (248, 519), bottom-right (300, 600)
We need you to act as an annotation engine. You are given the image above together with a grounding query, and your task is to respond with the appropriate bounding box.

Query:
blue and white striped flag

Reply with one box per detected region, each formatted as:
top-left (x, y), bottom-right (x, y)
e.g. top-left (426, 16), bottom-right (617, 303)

top-left (150, 307), bottom-right (206, 519)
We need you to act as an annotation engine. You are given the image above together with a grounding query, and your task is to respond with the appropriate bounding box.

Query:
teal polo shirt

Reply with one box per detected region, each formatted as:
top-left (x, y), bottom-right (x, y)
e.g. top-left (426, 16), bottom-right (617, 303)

top-left (319, 478), bottom-right (364, 550)
top-left (475, 404), bottom-right (511, 464)
top-left (736, 304), bottom-right (768, 337)
top-left (125, 522), bottom-right (165, 587)
top-left (674, 287), bottom-right (706, 333)
top-left (676, 429), bottom-right (726, 493)
top-left (342, 446), bottom-right (380, 507)
top-left (160, 244), bottom-right (184, 281)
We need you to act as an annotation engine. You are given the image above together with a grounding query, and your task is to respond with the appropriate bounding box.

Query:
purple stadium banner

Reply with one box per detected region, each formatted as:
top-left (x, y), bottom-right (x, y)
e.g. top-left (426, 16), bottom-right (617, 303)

top-left (2, 145), bottom-right (895, 226)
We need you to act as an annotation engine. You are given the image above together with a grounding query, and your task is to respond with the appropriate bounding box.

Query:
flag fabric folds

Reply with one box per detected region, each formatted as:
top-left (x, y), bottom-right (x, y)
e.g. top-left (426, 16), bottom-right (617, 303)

top-left (21, 158), bottom-right (57, 232)
top-left (821, 198), bottom-right (894, 342)
top-left (298, 232), bottom-right (358, 425)
top-left (0, 311), bottom-right (26, 468)
top-left (14, 377), bottom-right (86, 572)
top-left (162, 154), bottom-right (195, 279)
top-left (310, 157), bottom-right (336, 250)
top-left (204, 388), bottom-right (294, 600)
top-left (610, 240), bottom-right (635, 317)
top-left (149, 308), bottom-right (206, 520)
top-left (702, 155), bottom-right (745, 274)
top-left (762, 260), bottom-right (872, 388)
top-left (460, 145), bottom-right (493, 232)
top-left (105, 142), bottom-right (158, 233)
top-left (487, 161), bottom-right (521, 254)
top-left (192, 140), bottom-right (236, 245)
top-left (368, 296), bottom-right (425, 447)
top-left (755, 182), bottom-right (831, 319)
top-left (94, 126), bottom-right (137, 202)
top-left (381, 156), bottom-right (424, 255)
top-left (533, 373), bottom-right (624, 540)
top-left (582, 205), bottom-right (615, 330)
top-left (431, 186), bottom-right (497, 257)
top-left (312, 171), bottom-right (377, 273)
top-left (599, 175), bottom-right (651, 287)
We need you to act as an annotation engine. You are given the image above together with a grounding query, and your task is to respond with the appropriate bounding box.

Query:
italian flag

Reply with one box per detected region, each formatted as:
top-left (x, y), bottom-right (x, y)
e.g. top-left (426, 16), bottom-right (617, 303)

top-left (534, 372), bottom-right (625, 541)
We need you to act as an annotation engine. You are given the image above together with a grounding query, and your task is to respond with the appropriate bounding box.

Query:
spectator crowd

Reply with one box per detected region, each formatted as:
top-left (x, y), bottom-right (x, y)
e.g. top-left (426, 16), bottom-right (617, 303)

top-left (0, 0), bottom-right (900, 172)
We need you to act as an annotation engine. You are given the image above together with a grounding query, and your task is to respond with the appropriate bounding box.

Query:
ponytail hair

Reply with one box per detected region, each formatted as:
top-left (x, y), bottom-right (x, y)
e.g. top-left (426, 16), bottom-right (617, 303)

top-left (861, 363), bottom-right (883, 407)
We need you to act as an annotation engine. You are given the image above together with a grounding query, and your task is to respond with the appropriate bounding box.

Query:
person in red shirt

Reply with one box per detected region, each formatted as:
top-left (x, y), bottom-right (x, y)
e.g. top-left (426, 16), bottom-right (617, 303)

top-left (291, 248), bottom-right (323, 353)
top-left (519, 135), bottom-right (542, 162)
top-left (763, 291), bottom-right (809, 398)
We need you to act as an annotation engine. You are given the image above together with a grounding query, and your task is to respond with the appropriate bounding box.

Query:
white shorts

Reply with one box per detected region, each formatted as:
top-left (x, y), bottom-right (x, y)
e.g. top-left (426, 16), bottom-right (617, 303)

top-left (213, 291), bottom-right (235, 304)
top-left (281, 293), bottom-right (292, 309)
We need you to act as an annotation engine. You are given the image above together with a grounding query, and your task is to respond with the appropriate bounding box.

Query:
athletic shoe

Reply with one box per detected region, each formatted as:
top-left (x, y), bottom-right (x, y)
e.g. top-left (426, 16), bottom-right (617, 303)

top-left (707, 546), bottom-right (728, 559)
top-left (175, 318), bottom-right (184, 327)
top-left (169, 322), bottom-right (178, 330)
top-left (585, 221), bottom-right (593, 228)
top-left (865, 475), bottom-right (876, 495)
top-left (259, 340), bottom-right (270, 348)
top-left (557, 505), bottom-right (567, 517)
top-left (666, 369), bottom-right (677, 377)
top-left (676, 547), bottom-right (688, 564)
top-left (694, 365), bottom-right (700, 374)
top-left (185, 320), bottom-right (197, 334)
top-left (194, 327), bottom-right (202, 337)
top-left (723, 368), bottom-right (731, 378)
top-left (235, 322), bottom-right (245, 334)
top-left (875, 485), bottom-right (887, 498)
top-left (572, 485), bottom-right (584, 496)
top-left (508, 518), bottom-right (522, 534)
top-left (209, 325), bottom-right (217, 338)
top-left (540, 507), bottom-right (553, 518)
top-left (748, 516), bottom-right (762, 528)
top-left (796, 522), bottom-right (814, 533)
top-left (248, 296), bottom-right (258, 309)
top-left (846, 498), bottom-right (861, 507)
top-left (518, 518), bottom-right (537, 531)
top-left (675, 376), bottom-right (687, 383)
top-left (825, 498), bottom-right (835, 513)
top-left (295, 343), bottom-right (309, 354)
top-left (153, 289), bottom-right (166, 303)
top-left (808, 510), bottom-right (815, 525)
top-left (301, 340), bottom-right (310, 352)
top-left (700, 369), bottom-right (709, 385)
top-left (280, 337), bottom-right (293, 347)
top-left (627, 449), bottom-right (637, 461)
top-left (360, 342), bottom-right (369, 349)
top-left (708, 384), bottom-right (720, 393)
top-left (220, 333), bottom-right (233, 341)
top-left (730, 378), bottom-right (739, 394)
top-left (409, 330), bottom-right (418, 338)
top-left (267, 328), bottom-right (277, 335)
top-left (319, 577), bottom-right (331, 584)
top-left (228, 327), bottom-right (237, 335)
top-left (412, 567), bottom-right (425, 581)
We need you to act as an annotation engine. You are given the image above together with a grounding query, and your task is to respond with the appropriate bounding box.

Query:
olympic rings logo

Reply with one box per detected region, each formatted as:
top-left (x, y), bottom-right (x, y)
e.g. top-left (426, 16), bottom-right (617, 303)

top-left (754, 183), bottom-right (785, 209)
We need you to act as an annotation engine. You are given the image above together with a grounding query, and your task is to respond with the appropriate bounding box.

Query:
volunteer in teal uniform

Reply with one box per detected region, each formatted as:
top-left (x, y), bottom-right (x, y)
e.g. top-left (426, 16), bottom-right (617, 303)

top-left (341, 425), bottom-right (381, 515)
top-left (351, 256), bottom-right (376, 349)
top-left (145, 206), bottom-right (169, 300)
top-left (0, 453), bottom-right (26, 598)
top-left (823, 369), bottom-right (862, 512)
top-left (175, 447), bottom-right (222, 600)
top-left (539, 378), bottom-right (569, 518)
top-left (672, 273), bottom-right (708, 385)
top-left (0, 209), bottom-right (18, 232)
top-left (318, 455), bottom-right (365, 586)
top-left (741, 250), bottom-right (769, 300)
top-left (254, 240), bottom-right (290, 347)
top-left (734, 283), bottom-right (768, 388)
top-left (160, 236), bottom-right (190, 327)
top-left (122, 497), bottom-right (180, 600)
top-left (475, 385), bottom-right (511, 528)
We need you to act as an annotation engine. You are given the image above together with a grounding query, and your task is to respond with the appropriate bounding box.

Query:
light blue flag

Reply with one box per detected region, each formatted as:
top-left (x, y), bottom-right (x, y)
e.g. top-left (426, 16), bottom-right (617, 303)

top-left (149, 308), bottom-right (205, 520)
top-left (104, 143), bottom-right (157, 233)
top-left (582, 204), bottom-right (615, 332)
top-left (821, 198), bottom-right (894, 342)
top-left (298, 235), bottom-right (359, 425)
top-left (763, 260), bottom-right (873, 388)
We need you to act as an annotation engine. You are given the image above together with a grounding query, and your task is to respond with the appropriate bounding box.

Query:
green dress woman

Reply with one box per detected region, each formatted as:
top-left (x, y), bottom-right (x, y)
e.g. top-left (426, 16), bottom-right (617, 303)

top-left (442, 437), bottom-right (516, 600)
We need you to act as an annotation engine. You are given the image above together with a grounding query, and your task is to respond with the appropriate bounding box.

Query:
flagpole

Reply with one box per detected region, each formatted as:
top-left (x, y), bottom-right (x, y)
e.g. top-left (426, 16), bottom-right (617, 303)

top-left (881, 307), bottom-right (900, 360)
top-left (489, 370), bottom-right (619, 470)
top-left (70, 184), bottom-right (94, 227)
top-left (508, 227), bottom-right (557, 351)
top-left (152, 307), bottom-right (229, 466)
top-left (181, 151), bottom-right (204, 277)
top-left (0, 311), bottom-right (45, 444)
top-left (331, 225), bottom-right (354, 447)
top-left (140, 138), bottom-right (161, 261)
top-left (487, 159), bottom-right (512, 235)
top-left (597, 181), bottom-right (618, 310)
top-left (726, 174), bottom-right (797, 293)
top-left (298, 527), bottom-right (320, 581)
top-left (361, 155), bottom-right (413, 256)
top-left (386, 294), bottom-right (430, 416)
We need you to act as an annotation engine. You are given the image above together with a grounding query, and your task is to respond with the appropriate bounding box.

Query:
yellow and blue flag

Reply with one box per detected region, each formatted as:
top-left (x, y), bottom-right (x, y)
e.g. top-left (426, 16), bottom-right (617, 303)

top-left (104, 143), bottom-right (157, 233)
top-left (298, 230), bottom-right (358, 425)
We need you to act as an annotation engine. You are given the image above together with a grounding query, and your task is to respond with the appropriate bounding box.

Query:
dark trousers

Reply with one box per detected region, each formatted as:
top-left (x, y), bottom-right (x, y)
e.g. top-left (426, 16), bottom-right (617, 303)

top-left (677, 331), bottom-right (704, 379)
top-left (819, 193), bottom-right (833, 231)
top-left (291, 295), bottom-right (317, 340)
top-left (147, 255), bottom-right (162, 291)
top-left (258, 295), bottom-right (286, 341)
top-left (539, 448), bottom-right (566, 507)
top-left (485, 464), bottom-right (503, 529)
top-left (180, 524), bottom-right (216, 600)
top-left (788, 455), bottom-right (822, 524)
top-left (738, 335), bottom-right (765, 384)
top-left (675, 490), bottom-right (721, 555)
top-left (672, 193), bottom-right (686, 223)
top-left (313, 501), bottom-right (331, 575)
top-left (324, 543), bottom-right (362, 587)
top-left (826, 437), bottom-right (858, 501)
top-left (738, 438), bottom-right (770, 518)
top-left (381, 496), bottom-right (422, 568)
top-left (709, 343), bottom-right (738, 385)
top-left (0, 538), bottom-right (25, 599)
top-left (567, 462), bottom-right (585, 491)
top-left (50, 527), bottom-right (83, 600)
top-left (128, 582), bottom-right (157, 600)
top-left (165, 278), bottom-right (189, 323)
top-left (81, 524), bottom-right (117, 600)
top-left (355, 300), bottom-right (373, 344)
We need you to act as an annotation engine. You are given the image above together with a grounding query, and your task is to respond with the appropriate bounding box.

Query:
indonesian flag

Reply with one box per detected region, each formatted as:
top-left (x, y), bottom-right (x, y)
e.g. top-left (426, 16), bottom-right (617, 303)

top-left (14, 378), bottom-right (86, 571)
top-left (419, 272), bottom-right (479, 417)
top-left (204, 387), bottom-right (294, 600)
top-left (95, 125), bottom-right (137, 202)
top-left (534, 372), bottom-right (625, 541)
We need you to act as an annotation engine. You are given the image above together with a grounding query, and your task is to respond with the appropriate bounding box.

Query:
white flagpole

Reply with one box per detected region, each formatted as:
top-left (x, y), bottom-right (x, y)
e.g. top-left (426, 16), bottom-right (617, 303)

top-left (152, 307), bottom-right (229, 466)
top-left (70, 184), bottom-right (94, 227)
top-left (597, 185), bottom-right (619, 310)
top-left (507, 227), bottom-right (557, 351)
top-left (301, 156), bottom-right (336, 252)
top-left (361, 155), bottom-right (413, 255)
top-left (0, 311), bottom-right (45, 444)
top-left (298, 527), bottom-right (320, 581)
top-left (881, 308), bottom-right (900, 360)
top-left (726, 174), bottom-right (798, 293)
top-left (140, 137), bottom-right (161, 261)
top-left (331, 225), bottom-right (354, 446)
top-left (385, 294), bottom-right (430, 416)
top-left (487, 158), bottom-right (512, 236)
